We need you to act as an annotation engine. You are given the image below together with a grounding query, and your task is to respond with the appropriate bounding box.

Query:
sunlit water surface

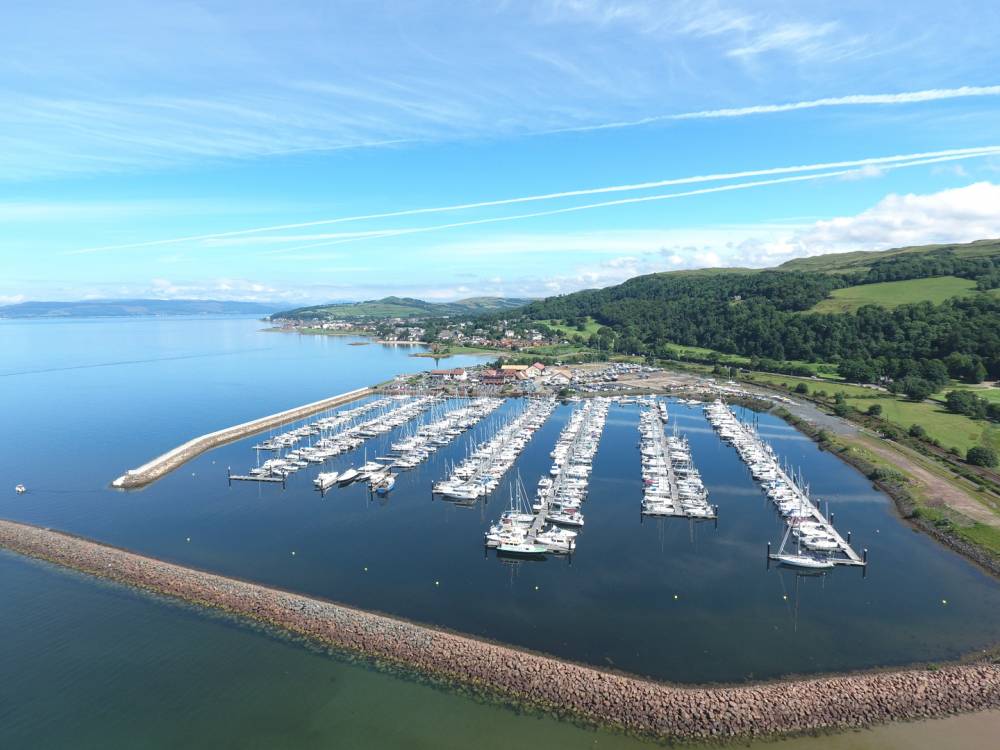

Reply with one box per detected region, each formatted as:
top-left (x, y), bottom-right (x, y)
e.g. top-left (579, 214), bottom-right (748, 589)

top-left (2, 317), bottom-right (999, 747)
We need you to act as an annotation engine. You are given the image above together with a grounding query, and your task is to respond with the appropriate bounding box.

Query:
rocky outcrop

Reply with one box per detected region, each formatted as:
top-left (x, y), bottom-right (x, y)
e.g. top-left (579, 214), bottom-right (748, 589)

top-left (2, 518), bottom-right (997, 741)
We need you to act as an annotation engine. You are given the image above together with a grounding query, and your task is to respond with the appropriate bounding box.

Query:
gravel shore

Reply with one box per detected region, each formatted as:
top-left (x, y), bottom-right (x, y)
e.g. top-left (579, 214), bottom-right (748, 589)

top-left (2, 518), bottom-right (998, 742)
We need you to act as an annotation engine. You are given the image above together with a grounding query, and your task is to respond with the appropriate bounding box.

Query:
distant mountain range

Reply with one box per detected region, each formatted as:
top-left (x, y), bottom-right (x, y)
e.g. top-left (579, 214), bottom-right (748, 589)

top-left (0, 299), bottom-right (281, 319)
top-left (273, 295), bottom-right (532, 320)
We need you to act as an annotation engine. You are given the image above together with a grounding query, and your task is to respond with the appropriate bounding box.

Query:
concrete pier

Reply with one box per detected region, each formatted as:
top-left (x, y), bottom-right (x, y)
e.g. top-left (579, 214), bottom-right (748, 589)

top-left (0, 518), bottom-right (998, 742)
top-left (112, 386), bottom-right (372, 489)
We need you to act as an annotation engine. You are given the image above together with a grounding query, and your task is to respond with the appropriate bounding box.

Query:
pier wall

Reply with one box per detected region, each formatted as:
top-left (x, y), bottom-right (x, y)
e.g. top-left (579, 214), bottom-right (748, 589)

top-left (112, 386), bottom-right (372, 488)
top-left (1, 519), bottom-right (997, 742)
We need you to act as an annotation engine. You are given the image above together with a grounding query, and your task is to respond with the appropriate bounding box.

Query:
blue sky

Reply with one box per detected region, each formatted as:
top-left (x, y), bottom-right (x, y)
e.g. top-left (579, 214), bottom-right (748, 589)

top-left (3, 0), bottom-right (1000, 304)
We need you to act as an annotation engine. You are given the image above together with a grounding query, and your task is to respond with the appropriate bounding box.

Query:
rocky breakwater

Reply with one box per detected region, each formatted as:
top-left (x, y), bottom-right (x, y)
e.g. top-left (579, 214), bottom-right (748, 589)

top-left (2, 518), bottom-right (998, 742)
top-left (112, 386), bottom-right (371, 488)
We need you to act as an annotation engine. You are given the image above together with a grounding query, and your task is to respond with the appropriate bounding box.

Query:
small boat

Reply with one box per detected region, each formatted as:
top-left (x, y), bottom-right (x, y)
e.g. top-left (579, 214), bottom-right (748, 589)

top-left (772, 553), bottom-right (835, 570)
top-left (771, 524), bottom-right (835, 569)
top-left (337, 468), bottom-right (360, 485)
top-left (313, 472), bottom-right (340, 490)
top-left (374, 473), bottom-right (396, 495)
top-left (15, 483), bottom-right (26, 494)
top-left (497, 540), bottom-right (548, 556)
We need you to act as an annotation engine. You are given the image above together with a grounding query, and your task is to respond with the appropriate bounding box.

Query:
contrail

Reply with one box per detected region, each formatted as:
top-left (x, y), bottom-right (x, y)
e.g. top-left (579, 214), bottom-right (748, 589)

top-left (69, 145), bottom-right (1000, 254)
top-left (258, 151), bottom-right (998, 255)
top-left (545, 85), bottom-right (1000, 134)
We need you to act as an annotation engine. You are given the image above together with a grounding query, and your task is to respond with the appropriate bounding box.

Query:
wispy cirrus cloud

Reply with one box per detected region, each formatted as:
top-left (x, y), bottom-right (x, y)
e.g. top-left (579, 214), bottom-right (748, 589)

top-left (3, 1), bottom-right (998, 180)
top-left (68, 146), bottom-right (1000, 255)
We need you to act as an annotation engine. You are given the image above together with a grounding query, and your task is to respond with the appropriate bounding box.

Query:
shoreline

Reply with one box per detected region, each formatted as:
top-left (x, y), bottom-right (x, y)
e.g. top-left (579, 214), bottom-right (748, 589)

top-left (1, 518), bottom-right (997, 743)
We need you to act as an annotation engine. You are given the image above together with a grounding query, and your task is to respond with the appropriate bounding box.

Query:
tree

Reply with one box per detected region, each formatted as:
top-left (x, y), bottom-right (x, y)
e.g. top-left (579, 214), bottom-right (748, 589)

top-left (945, 390), bottom-right (988, 419)
top-left (967, 446), bottom-right (998, 468)
top-left (900, 376), bottom-right (934, 401)
top-left (838, 359), bottom-right (876, 384)
top-left (867, 403), bottom-right (883, 416)
top-left (794, 383), bottom-right (809, 394)
top-left (908, 424), bottom-right (927, 439)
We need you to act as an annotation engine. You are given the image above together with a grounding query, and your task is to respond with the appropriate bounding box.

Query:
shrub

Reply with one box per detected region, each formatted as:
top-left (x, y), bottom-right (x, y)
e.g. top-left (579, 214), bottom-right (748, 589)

top-left (967, 446), bottom-right (999, 468)
top-left (867, 403), bottom-right (883, 416)
top-left (908, 424), bottom-right (926, 438)
top-left (794, 383), bottom-right (809, 394)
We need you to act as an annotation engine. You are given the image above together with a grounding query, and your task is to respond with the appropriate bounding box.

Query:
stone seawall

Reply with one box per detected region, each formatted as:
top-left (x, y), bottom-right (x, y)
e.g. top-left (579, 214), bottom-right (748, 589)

top-left (112, 387), bottom-right (372, 488)
top-left (2, 520), bottom-right (998, 742)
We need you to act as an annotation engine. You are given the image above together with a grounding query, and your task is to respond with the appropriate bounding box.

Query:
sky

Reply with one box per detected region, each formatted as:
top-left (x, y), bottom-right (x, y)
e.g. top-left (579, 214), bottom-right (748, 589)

top-left (3, 0), bottom-right (1000, 305)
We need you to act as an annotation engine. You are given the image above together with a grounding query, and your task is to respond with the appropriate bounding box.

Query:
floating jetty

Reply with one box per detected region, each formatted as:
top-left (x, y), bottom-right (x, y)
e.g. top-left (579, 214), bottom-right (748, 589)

top-left (238, 396), bottom-right (438, 484)
top-left (638, 398), bottom-right (716, 520)
top-left (434, 397), bottom-right (555, 502)
top-left (112, 387), bottom-right (372, 489)
top-left (0, 518), bottom-right (996, 742)
top-left (705, 400), bottom-right (865, 568)
top-left (485, 398), bottom-right (609, 556)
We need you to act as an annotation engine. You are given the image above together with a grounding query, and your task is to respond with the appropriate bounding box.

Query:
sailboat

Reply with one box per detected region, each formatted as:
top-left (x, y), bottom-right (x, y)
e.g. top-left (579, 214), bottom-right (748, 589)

top-left (770, 524), bottom-right (834, 569)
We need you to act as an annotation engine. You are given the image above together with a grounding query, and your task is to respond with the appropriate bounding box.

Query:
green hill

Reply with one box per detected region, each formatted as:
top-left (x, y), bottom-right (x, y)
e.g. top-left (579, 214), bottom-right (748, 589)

top-left (507, 239), bottom-right (1000, 384)
top-left (273, 295), bottom-right (530, 320)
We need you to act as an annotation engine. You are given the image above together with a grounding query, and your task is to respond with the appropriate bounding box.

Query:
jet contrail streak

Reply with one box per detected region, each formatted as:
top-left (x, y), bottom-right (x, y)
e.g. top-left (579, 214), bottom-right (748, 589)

top-left (69, 146), bottom-right (1000, 254)
top-left (543, 85), bottom-right (1000, 134)
top-left (257, 151), bottom-right (995, 255)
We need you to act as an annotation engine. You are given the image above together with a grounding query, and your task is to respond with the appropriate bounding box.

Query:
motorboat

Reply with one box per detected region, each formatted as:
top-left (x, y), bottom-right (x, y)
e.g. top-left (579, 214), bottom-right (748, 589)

top-left (337, 468), bottom-right (360, 485)
top-left (313, 471), bottom-right (340, 490)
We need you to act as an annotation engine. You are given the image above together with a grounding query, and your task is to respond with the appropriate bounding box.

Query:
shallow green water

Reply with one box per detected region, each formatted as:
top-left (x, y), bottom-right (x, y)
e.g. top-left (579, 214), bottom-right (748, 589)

top-left (0, 551), bottom-right (653, 749)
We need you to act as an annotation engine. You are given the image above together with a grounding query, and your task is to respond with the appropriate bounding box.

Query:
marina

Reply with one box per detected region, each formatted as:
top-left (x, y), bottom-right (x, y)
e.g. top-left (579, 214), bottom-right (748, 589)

top-left (484, 397), bottom-right (610, 557)
top-left (433, 397), bottom-right (555, 502)
top-left (5, 322), bottom-right (1000, 689)
top-left (705, 400), bottom-right (866, 568)
top-left (227, 395), bottom-right (438, 484)
top-left (638, 397), bottom-right (716, 520)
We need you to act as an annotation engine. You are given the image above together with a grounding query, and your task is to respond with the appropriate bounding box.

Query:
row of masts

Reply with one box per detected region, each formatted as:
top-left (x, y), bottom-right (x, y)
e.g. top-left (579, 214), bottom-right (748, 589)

top-left (705, 400), bottom-right (866, 569)
top-left (638, 397), bottom-right (716, 520)
top-left (484, 398), bottom-right (611, 557)
top-left (433, 397), bottom-right (556, 503)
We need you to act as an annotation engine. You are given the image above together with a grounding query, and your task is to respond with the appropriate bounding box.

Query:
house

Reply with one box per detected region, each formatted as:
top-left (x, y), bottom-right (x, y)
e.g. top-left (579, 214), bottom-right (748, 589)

top-left (546, 367), bottom-right (572, 385)
top-left (429, 368), bottom-right (468, 382)
top-left (479, 368), bottom-right (514, 386)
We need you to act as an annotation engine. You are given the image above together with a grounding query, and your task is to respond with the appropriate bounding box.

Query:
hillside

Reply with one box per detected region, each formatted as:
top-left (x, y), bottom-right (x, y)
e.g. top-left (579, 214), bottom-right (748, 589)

top-left (509, 239), bottom-right (1000, 384)
top-left (274, 295), bottom-right (530, 320)
top-left (777, 238), bottom-right (1000, 274)
top-left (0, 299), bottom-right (279, 318)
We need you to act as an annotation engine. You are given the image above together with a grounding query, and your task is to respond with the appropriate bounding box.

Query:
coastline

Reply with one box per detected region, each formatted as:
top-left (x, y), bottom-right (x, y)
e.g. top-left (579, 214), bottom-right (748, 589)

top-left (1, 518), bottom-right (997, 743)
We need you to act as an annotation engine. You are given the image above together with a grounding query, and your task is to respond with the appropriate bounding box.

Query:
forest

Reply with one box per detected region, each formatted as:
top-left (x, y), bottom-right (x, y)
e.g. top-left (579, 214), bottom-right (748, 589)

top-left (497, 252), bottom-right (1000, 385)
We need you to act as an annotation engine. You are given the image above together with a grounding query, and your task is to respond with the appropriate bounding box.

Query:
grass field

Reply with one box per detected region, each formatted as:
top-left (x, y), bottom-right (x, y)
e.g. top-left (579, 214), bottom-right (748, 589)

top-left (844, 396), bottom-right (999, 454)
top-left (744, 371), bottom-right (1000, 454)
top-left (931, 384), bottom-right (1000, 406)
top-left (746, 371), bottom-right (877, 398)
top-left (808, 276), bottom-right (980, 314)
top-left (540, 317), bottom-right (603, 337)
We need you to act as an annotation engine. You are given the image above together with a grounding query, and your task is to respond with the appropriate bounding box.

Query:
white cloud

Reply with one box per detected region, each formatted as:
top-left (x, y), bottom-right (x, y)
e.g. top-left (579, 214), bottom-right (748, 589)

top-left (533, 181), bottom-right (1000, 291)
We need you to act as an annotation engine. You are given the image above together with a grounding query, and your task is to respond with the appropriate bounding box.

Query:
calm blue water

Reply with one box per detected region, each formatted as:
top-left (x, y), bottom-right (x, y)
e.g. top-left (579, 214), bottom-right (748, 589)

top-left (3, 316), bottom-right (999, 685)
